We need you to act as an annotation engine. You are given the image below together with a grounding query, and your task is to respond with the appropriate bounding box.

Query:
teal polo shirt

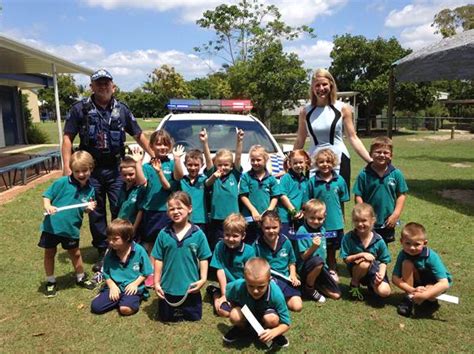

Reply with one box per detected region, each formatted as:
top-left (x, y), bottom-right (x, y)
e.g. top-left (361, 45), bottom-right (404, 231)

top-left (103, 242), bottom-right (153, 298)
top-left (393, 248), bottom-right (452, 286)
top-left (117, 184), bottom-right (146, 224)
top-left (226, 278), bottom-right (291, 325)
top-left (353, 163), bottom-right (408, 228)
top-left (142, 158), bottom-right (176, 212)
top-left (151, 224), bottom-right (211, 296)
top-left (207, 166), bottom-right (241, 220)
top-left (41, 176), bottom-right (95, 239)
top-left (179, 174), bottom-right (207, 224)
top-left (340, 231), bottom-right (391, 266)
top-left (210, 240), bottom-right (256, 282)
top-left (277, 170), bottom-right (309, 223)
top-left (294, 223), bottom-right (327, 272)
top-left (239, 170), bottom-right (281, 218)
top-left (253, 235), bottom-right (296, 277)
top-left (308, 171), bottom-right (349, 231)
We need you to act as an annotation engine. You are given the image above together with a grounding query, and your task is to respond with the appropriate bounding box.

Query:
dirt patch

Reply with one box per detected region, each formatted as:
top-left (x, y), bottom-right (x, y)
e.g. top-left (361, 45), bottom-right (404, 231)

top-left (407, 138), bottom-right (424, 142)
top-left (439, 189), bottom-right (474, 207)
top-left (450, 163), bottom-right (471, 168)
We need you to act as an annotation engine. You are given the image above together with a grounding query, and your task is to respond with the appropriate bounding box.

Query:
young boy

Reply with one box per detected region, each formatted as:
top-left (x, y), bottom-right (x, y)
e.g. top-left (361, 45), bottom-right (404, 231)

top-left (392, 222), bottom-right (452, 317)
top-left (91, 219), bottom-right (153, 315)
top-left (353, 136), bottom-right (408, 243)
top-left (39, 151), bottom-right (97, 297)
top-left (224, 257), bottom-right (291, 348)
top-left (207, 213), bottom-right (256, 317)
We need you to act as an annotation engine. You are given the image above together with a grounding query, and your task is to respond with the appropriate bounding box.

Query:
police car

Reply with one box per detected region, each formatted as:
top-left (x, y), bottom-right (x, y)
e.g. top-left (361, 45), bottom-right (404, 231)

top-left (153, 99), bottom-right (289, 174)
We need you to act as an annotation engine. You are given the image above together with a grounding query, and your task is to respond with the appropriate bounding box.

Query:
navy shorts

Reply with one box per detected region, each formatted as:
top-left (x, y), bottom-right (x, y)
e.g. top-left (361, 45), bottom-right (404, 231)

top-left (244, 222), bottom-right (262, 245)
top-left (301, 256), bottom-right (341, 294)
top-left (158, 292), bottom-right (202, 322)
top-left (272, 278), bottom-right (301, 299)
top-left (208, 219), bottom-right (224, 251)
top-left (325, 229), bottom-right (344, 249)
top-left (414, 268), bottom-right (439, 287)
top-left (350, 261), bottom-right (389, 287)
top-left (90, 288), bottom-right (142, 314)
top-left (280, 221), bottom-right (303, 239)
top-left (38, 231), bottom-right (79, 250)
top-left (139, 210), bottom-right (170, 244)
top-left (374, 227), bottom-right (395, 243)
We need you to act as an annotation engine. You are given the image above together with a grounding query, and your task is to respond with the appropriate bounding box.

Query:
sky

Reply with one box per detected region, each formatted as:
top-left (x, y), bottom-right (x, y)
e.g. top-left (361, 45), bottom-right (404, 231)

top-left (0, 0), bottom-right (470, 91)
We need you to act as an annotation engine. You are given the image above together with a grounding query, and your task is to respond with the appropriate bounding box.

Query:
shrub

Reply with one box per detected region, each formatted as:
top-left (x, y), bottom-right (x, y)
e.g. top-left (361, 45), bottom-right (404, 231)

top-left (27, 125), bottom-right (50, 144)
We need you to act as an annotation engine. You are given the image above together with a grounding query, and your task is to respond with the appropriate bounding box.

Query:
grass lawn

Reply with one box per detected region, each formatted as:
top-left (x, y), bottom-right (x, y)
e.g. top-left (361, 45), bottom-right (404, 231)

top-left (1, 131), bottom-right (473, 352)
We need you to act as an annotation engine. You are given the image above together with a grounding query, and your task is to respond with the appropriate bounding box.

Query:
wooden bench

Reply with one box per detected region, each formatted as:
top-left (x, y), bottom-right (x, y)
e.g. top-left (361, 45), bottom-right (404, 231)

top-left (0, 156), bottom-right (52, 189)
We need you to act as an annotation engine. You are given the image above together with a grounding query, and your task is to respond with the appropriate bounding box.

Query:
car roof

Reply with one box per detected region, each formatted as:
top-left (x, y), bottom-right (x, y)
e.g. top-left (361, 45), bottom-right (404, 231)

top-left (164, 113), bottom-right (257, 122)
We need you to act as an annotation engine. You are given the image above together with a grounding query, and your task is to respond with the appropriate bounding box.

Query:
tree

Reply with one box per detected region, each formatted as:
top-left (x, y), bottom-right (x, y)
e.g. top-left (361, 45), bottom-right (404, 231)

top-left (187, 72), bottom-right (232, 99)
top-left (432, 4), bottom-right (474, 38)
top-left (37, 74), bottom-right (79, 117)
top-left (195, 0), bottom-right (314, 64)
top-left (115, 89), bottom-right (161, 118)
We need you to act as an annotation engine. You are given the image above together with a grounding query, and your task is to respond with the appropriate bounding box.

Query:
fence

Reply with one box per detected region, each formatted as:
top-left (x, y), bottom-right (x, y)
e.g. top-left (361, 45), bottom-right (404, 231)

top-left (356, 116), bottom-right (474, 133)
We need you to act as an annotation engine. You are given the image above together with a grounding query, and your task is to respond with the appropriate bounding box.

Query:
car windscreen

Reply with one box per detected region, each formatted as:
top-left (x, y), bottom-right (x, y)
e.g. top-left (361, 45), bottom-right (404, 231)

top-left (162, 119), bottom-right (278, 153)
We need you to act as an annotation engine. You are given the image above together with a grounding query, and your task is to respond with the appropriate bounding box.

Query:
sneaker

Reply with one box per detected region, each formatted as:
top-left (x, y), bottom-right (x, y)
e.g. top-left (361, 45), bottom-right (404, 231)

top-left (92, 271), bottom-right (104, 284)
top-left (44, 282), bottom-right (57, 298)
top-left (223, 326), bottom-right (245, 344)
top-left (349, 285), bottom-right (364, 300)
top-left (305, 287), bottom-right (326, 303)
top-left (274, 335), bottom-right (289, 348)
top-left (76, 274), bottom-right (97, 290)
top-left (329, 270), bottom-right (339, 283)
top-left (92, 248), bottom-right (106, 272)
top-left (397, 296), bottom-right (414, 317)
top-left (145, 275), bottom-right (154, 288)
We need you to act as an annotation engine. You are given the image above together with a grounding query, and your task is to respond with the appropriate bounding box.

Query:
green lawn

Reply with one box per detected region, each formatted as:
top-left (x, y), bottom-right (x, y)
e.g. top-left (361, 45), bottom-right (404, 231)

top-left (1, 132), bottom-right (473, 352)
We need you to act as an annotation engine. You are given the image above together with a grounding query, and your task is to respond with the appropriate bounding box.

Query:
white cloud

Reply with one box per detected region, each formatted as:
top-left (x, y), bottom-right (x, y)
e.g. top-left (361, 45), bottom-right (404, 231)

top-left (285, 40), bottom-right (333, 69)
top-left (399, 22), bottom-right (443, 50)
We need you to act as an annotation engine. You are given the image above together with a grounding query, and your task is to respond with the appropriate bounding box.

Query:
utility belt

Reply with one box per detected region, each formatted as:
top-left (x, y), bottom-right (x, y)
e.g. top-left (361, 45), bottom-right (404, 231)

top-left (78, 146), bottom-right (122, 168)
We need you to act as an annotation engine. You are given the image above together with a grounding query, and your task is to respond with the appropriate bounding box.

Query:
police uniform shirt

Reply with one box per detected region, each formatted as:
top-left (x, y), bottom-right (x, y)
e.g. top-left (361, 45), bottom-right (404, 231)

top-left (226, 278), bottom-right (291, 325)
top-left (151, 224), bottom-right (211, 296)
top-left (102, 242), bottom-right (153, 298)
top-left (41, 176), bottom-right (95, 239)
top-left (294, 223), bottom-right (327, 272)
top-left (393, 247), bottom-right (453, 286)
top-left (142, 159), bottom-right (176, 212)
top-left (253, 234), bottom-right (296, 277)
top-left (179, 174), bottom-right (207, 224)
top-left (308, 171), bottom-right (350, 231)
top-left (277, 170), bottom-right (309, 223)
top-left (210, 240), bottom-right (256, 282)
top-left (239, 170), bottom-right (281, 218)
top-left (340, 230), bottom-right (392, 267)
top-left (116, 184), bottom-right (146, 224)
top-left (207, 166), bottom-right (241, 221)
top-left (353, 163), bottom-right (408, 228)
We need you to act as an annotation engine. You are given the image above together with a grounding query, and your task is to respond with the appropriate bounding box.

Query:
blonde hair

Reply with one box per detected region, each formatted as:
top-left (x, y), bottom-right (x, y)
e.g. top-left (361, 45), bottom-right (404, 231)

top-left (352, 203), bottom-right (376, 222)
top-left (370, 136), bottom-right (393, 154)
top-left (213, 149), bottom-right (233, 164)
top-left (314, 148), bottom-right (339, 168)
top-left (310, 68), bottom-right (338, 105)
top-left (401, 222), bottom-right (427, 240)
top-left (249, 145), bottom-right (269, 163)
top-left (106, 218), bottom-right (134, 243)
top-left (244, 257), bottom-right (271, 279)
top-left (304, 199), bottom-right (326, 214)
top-left (70, 150), bottom-right (94, 171)
top-left (150, 129), bottom-right (173, 152)
top-left (223, 213), bottom-right (247, 235)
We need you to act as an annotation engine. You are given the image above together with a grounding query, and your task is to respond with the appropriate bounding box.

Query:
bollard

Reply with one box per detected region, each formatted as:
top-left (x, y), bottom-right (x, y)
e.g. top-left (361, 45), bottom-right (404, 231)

top-left (451, 126), bottom-right (455, 139)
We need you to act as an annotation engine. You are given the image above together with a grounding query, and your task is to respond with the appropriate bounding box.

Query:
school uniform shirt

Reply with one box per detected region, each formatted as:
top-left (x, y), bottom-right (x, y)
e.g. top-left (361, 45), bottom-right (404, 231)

top-left (308, 171), bottom-right (349, 231)
top-left (210, 240), bottom-right (256, 282)
top-left (207, 166), bottom-right (241, 220)
top-left (253, 234), bottom-right (296, 277)
top-left (226, 278), bottom-right (291, 325)
top-left (151, 224), bottom-right (211, 296)
top-left (340, 230), bottom-right (391, 267)
top-left (277, 170), bottom-right (309, 223)
top-left (116, 183), bottom-right (146, 224)
top-left (41, 176), bottom-right (95, 239)
top-left (142, 158), bottom-right (176, 212)
top-left (103, 242), bottom-right (153, 298)
top-left (239, 170), bottom-right (281, 218)
top-left (353, 163), bottom-right (408, 228)
top-left (179, 174), bottom-right (207, 224)
top-left (294, 223), bottom-right (327, 272)
top-left (393, 247), bottom-right (453, 285)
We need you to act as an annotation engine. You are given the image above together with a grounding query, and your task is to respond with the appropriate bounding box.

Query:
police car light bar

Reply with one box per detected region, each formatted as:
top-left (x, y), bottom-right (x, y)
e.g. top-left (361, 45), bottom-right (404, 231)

top-left (167, 99), bottom-right (253, 112)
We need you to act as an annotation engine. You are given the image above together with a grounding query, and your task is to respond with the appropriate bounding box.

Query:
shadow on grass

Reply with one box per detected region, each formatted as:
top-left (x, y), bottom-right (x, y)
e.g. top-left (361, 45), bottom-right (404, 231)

top-left (406, 155), bottom-right (474, 164)
top-left (57, 246), bottom-right (98, 266)
top-left (407, 179), bottom-right (474, 217)
top-left (36, 273), bottom-right (79, 294)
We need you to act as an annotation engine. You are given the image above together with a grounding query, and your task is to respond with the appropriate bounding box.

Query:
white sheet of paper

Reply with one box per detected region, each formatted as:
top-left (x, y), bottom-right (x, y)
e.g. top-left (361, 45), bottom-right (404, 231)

top-left (270, 269), bottom-right (292, 283)
top-left (436, 294), bottom-right (459, 304)
top-left (241, 305), bottom-right (272, 347)
top-left (43, 202), bottom-right (90, 216)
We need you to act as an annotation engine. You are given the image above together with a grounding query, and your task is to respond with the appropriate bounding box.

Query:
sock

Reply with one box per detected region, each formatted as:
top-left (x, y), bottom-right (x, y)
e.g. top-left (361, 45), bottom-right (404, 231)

top-left (46, 275), bottom-right (56, 283)
top-left (76, 273), bottom-right (85, 282)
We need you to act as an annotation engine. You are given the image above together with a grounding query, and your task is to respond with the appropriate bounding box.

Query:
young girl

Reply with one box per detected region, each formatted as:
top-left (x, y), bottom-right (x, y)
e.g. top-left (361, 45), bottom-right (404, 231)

top-left (205, 129), bottom-right (244, 249)
top-left (340, 203), bottom-right (391, 300)
top-left (239, 145), bottom-right (281, 244)
top-left (294, 199), bottom-right (341, 303)
top-left (277, 149), bottom-right (311, 237)
top-left (91, 219), bottom-right (153, 316)
top-left (308, 148), bottom-right (349, 282)
top-left (152, 192), bottom-right (211, 322)
top-left (253, 210), bottom-right (302, 312)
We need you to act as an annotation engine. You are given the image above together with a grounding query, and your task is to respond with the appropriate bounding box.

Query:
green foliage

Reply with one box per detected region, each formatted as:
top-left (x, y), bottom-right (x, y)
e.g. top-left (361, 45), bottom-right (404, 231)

top-left (271, 113), bottom-right (298, 134)
top-left (432, 5), bottom-right (474, 38)
top-left (187, 73), bottom-right (232, 99)
top-left (115, 89), bottom-right (161, 118)
top-left (22, 94), bottom-right (49, 143)
top-left (38, 74), bottom-right (79, 117)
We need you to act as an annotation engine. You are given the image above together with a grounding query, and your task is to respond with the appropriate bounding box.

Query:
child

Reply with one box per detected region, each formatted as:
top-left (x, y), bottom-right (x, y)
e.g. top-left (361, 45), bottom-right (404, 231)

top-left (340, 203), bottom-right (391, 300)
top-left (39, 151), bottom-right (97, 297)
top-left (392, 222), bottom-right (452, 317)
top-left (240, 145), bottom-right (281, 244)
top-left (294, 199), bottom-right (341, 302)
top-left (353, 136), bottom-right (408, 243)
top-left (277, 149), bottom-right (311, 237)
top-left (205, 129), bottom-right (244, 249)
top-left (208, 213), bottom-right (256, 317)
top-left (308, 148), bottom-right (349, 282)
top-left (223, 257), bottom-right (291, 348)
top-left (152, 191), bottom-right (211, 322)
top-left (179, 129), bottom-right (213, 232)
top-left (253, 211), bottom-right (302, 312)
top-left (91, 219), bottom-right (153, 315)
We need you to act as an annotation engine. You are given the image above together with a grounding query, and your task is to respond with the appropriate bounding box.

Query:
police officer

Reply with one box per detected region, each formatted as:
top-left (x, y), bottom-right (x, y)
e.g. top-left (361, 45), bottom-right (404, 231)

top-left (62, 69), bottom-right (154, 271)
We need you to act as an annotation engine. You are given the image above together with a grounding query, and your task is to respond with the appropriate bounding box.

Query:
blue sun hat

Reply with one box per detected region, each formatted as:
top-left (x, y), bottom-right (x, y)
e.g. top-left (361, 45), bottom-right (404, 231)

top-left (91, 69), bottom-right (113, 81)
